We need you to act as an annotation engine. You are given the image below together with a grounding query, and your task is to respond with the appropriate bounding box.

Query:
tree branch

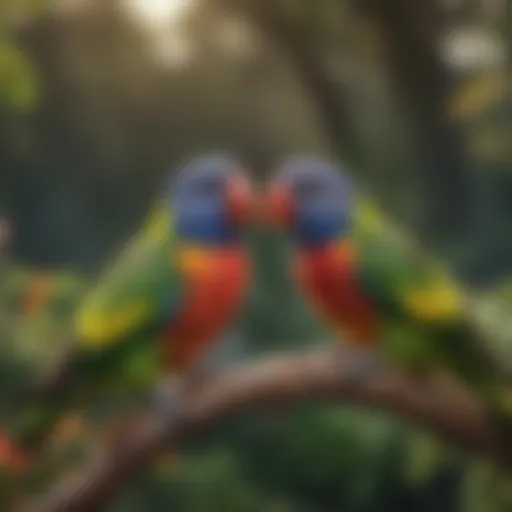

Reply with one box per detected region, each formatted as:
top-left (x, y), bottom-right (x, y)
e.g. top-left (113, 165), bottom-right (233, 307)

top-left (24, 350), bottom-right (512, 512)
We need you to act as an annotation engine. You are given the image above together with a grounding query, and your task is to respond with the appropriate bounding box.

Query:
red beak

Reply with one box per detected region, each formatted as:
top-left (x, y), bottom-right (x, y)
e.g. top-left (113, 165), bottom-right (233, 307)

top-left (265, 184), bottom-right (295, 229)
top-left (226, 175), bottom-right (254, 226)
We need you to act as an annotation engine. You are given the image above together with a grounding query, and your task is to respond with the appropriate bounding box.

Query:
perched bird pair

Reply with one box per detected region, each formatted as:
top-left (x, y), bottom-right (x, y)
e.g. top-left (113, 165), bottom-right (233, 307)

top-left (1, 154), bottom-right (512, 477)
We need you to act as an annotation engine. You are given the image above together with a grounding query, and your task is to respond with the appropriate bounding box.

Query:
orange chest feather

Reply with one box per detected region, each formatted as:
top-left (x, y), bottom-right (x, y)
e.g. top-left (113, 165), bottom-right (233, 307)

top-left (298, 245), bottom-right (378, 345)
top-left (165, 249), bottom-right (249, 370)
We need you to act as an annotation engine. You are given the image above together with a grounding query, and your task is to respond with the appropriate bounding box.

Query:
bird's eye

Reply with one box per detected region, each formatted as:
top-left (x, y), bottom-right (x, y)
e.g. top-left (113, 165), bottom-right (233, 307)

top-left (294, 179), bottom-right (323, 199)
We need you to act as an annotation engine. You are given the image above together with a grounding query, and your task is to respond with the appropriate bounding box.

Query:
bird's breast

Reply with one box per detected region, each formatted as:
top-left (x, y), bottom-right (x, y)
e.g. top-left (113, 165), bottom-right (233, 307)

top-left (298, 243), bottom-right (379, 346)
top-left (164, 247), bottom-right (249, 371)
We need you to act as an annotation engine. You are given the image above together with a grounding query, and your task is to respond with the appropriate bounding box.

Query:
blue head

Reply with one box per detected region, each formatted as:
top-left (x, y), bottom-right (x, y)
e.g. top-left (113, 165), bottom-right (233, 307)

top-left (172, 155), bottom-right (254, 246)
top-left (266, 155), bottom-right (354, 248)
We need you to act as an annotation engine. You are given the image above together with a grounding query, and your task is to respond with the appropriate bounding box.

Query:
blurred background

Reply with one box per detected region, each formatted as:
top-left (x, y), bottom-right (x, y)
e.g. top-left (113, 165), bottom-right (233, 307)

top-left (1, 0), bottom-right (512, 510)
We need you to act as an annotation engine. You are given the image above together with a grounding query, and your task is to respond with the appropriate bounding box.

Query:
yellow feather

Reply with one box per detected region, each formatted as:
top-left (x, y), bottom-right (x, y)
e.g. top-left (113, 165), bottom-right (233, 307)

top-left (74, 204), bottom-right (174, 350)
top-left (178, 245), bottom-right (214, 278)
top-left (355, 198), bottom-right (409, 251)
top-left (404, 284), bottom-right (463, 323)
top-left (75, 300), bottom-right (151, 350)
top-left (144, 204), bottom-right (173, 244)
top-left (355, 199), bottom-right (384, 235)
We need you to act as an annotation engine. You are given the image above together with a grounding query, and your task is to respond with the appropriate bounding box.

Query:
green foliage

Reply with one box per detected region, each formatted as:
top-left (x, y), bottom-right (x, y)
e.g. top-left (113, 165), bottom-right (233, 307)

top-left (471, 281), bottom-right (512, 368)
top-left (402, 431), bottom-right (459, 490)
top-left (0, 263), bottom-right (87, 402)
top-left (460, 461), bottom-right (512, 512)
top-left (109, 406), bottom-right (415, 512)
top-left (0, 40), bottom-right (38, 111)
top-left (148, 452), bottom-right (279, 512)
top-left (0, 0), bottom-right (512, 510)
top-left (0, 0), bottom-right (46, 112)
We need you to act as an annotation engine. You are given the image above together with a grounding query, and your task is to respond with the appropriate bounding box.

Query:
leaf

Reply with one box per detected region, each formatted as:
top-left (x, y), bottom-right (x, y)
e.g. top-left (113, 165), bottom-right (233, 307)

top-left (450, 71), bottom-right (507, 121)
top-left (459, 461), bottom-right (512, 512)
top-left (0, 40), bottom-right (39, 111)
top-left (472, 283), bottom-right (512, 370)
top-left (402, 431), bottom-right (452, 487)
top-left (468, 127), bottom-right (512, 163)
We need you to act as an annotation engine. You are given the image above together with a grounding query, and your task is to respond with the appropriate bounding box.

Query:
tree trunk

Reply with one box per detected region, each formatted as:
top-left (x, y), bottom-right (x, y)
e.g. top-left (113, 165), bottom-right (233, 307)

top-left (358, 0), bottom-right (473, 247)
top-left (228, 0), bottom-right (361, 164)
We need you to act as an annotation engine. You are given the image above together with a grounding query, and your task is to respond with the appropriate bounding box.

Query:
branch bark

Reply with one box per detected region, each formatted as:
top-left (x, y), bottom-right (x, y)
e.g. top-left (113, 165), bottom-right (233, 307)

top-left (24, 350), bottom-right (512, 512)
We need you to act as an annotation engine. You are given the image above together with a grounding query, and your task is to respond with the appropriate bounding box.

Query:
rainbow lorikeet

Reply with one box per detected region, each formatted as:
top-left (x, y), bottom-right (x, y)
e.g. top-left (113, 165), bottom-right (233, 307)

top-left (265, 155), bottom-right (512, 433)
top-left (0, 155), bottom-right (255, 472)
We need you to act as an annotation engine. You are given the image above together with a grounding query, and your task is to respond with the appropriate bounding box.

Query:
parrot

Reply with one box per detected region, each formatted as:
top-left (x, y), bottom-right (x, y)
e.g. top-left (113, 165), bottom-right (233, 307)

top-left (0, 155), bottom-right (255, 475)
top-left (265, 155), bottom-right (512, 434)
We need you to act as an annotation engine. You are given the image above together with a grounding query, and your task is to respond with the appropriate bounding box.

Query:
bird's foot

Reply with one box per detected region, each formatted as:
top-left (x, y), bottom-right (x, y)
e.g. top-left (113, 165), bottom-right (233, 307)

top-left (341, 348), bottom-right (384, 389)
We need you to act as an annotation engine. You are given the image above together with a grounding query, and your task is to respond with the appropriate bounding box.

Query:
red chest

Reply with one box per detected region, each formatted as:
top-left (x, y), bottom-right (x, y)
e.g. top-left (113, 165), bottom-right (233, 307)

top-left (166, 249), bottom-right (249, 370)
top-left (298, 244), bottom-right (378, 345)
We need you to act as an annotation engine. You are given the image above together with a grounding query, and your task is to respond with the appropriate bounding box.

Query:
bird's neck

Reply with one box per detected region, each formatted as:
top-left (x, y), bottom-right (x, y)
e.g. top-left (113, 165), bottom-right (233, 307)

top-left (177, 233), bottom-right (243, 253)
top-left (300, 235), bottom-right (356, 259)
top-left (177, 242), bottom-right (246, 281)
top-left (176, 212), bottom-right (241, 246)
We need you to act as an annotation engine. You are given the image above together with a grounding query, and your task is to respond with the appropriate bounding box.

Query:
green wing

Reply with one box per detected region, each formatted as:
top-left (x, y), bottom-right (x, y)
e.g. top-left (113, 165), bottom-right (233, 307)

top-left (74, 204), bottom-right (184, 352)
top-left (353, 198), bottom-right (462, 324)
top-left (7, 206), bottom-right (188, 450)
top-left (352, 199), bottom-right (510, 384)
